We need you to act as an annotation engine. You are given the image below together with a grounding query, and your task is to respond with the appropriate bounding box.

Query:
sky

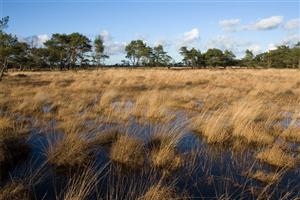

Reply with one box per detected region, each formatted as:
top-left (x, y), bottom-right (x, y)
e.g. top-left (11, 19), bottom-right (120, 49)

top-left (1, 0), bottom-right (300, 64)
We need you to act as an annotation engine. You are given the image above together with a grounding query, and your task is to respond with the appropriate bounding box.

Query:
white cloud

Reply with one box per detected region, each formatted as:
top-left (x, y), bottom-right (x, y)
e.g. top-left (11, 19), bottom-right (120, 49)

top-left (247, 44), bottom-right (262, 55)
top-left (19, 34), bottom-right (49, 47)
top-left (181, 28), bottom-right (200, 45)
top-left (100, 31), bottom-right (126, 56)
top-left (219, 19), bottom-right (240, 32)
top-left (100, 30), bottom-right (112, 41)
top-left (284, 18), bottom-right (300, 30)
top-left (246, 16), bottom-right (283, 30)
top-left (279, 34), bottom-right (300, 46)
top-left (153, 39), bottom-right (172, 47)
top-left (206, 35), bottom-right (264, 57)
top-left (206, 35), bottom-right (250, 53)
top-left (267, 43), bottom-right (277, 51)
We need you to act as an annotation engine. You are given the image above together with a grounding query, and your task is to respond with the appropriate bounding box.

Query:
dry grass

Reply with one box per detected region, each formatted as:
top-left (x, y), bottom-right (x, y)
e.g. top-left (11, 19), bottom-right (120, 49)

top-left (246, 170), bottom-right (281, 184)
top-left (62, 166), bottom-right (99, 200)
top-left (0, 181), bottom-right (31, 200)
top-left (47, 133), bottom-right (92, 169)
top-left (0, 69), bottom-right (300, 199)
top-left (110, 134), bottom-right (145, 168)
top-left (141, 184), bottom-right (177, 200)
top-left (148, 131), bottom-right (183, 171)
top-left (256, 145), bottom-right (296, 168)
top-left (0, 116), bottom-right (31, 179)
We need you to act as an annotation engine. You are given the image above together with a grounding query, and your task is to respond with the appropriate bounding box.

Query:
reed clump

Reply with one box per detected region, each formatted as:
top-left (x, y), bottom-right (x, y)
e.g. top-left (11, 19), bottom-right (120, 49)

top-left (256, 145), bottom-right (296, 168)
top-left (0, 181), bottom-right (31, 200)
top-left (47, 133), bottom-right (92, 169)
top-left (110, 134), bottom-right (145, 169)
top-left (141, 184), bottom-right (177, 200)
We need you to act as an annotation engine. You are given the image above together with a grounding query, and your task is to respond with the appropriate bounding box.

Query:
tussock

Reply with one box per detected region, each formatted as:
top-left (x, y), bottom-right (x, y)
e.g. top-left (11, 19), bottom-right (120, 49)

top-left (47, 133), bottom-right (92, 169)
top-left (110, 134), bottom-right (145, 168)
top-left (256, 145), bottom-right (296, 168)
top-left (141, 184), bottom-right (177, 200)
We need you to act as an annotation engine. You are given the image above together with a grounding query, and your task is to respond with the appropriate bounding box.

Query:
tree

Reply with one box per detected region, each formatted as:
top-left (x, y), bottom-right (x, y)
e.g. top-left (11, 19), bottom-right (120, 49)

top-left (44, 34), bottom-right (69, 70)
top-left (94, 35), bottom-right (109, 66)
top-left (125, 40), bottom-right (150, 66)
top-left (223, 50), bottom-right (236, 67)
top-left (0, 33), bottom-right (20, 79)
top-left (180, 47), bottom-right (204, 67)
top-left (242, 49), bottom-right (255, 67)
top-left (69, 33), bottom-right (92, 68)
top-left (44, 33), bottom-right (92, 70)
top-left (204, 48), bottom-right (225, 67)
top-left (11, 42), bottom-right (31, 70)
top-left (30, 47), bottom-right (51, 69)
top-left (0, 16), bottom-right (9, 32)
top-left (151, 45), bottom-right (172, 66)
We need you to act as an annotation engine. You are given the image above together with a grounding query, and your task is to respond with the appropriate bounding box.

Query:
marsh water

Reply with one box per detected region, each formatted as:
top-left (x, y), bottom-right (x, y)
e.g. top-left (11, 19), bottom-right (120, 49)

top-left (1, 104), bottom-right (300, 200)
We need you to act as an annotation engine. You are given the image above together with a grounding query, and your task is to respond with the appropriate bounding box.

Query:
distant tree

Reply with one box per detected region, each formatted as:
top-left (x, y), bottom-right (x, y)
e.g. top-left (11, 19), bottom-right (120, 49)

top-left (44, 33), bottom-right (92, 70)
top-left (44, 34), bottom-right (69, 70)
top-left (69, 33), bottom-right (92, 68)
top-left (242, 49), bottom-right (255, 67)
top-left (257, 45), bottom-right (300, 68)
top-left (180, 47), bottom-right (204, 68)
top-left (223, 50), bottom-right (236, 67)
top-left (94, 35), bottom-right (109, 66)
top-left (0, 33), bottom-right (19, 79)
top-left (204, 48), bottom-right (225, 67)
top-left (30, 47), bottom-right (51, 69)
top-left (11, 42), bottom-right (31, 70)
top-left (125, 40), bottom-right (150, 66)
top-left (151, 45), bottom-right (172, 66)
top-left (0, 16), bottom-right (9, 32)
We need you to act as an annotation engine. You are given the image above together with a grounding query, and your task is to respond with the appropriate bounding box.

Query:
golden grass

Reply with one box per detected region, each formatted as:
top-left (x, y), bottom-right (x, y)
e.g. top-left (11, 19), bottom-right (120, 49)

top-left (0, 69), bottom-right (300, 199)
top-left (47, 133), bottom-right (92, 169)
top-left (141, 184), bottom-right (177, 200)
top-left (148, 131), bottom-right (183, 171)
top-left (0, 116), bottom-right (31, 178)
top-left (0, 117), bottom-right (13, 133)
top-left (110, 134), bottom-right (145, 168)
top-left (62, 166), bottom-right (98, 200)
top-left (246, 170), bottom-right (281, 184)
top-left (256, 145), bottom-right (296, 168)
top-left (0, 181), bottom-right (31, 200)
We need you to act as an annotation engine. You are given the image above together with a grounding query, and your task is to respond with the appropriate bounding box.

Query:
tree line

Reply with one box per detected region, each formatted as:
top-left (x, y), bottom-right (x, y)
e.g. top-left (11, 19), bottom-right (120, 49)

top-left (1, 16), bottom-right (299, 78)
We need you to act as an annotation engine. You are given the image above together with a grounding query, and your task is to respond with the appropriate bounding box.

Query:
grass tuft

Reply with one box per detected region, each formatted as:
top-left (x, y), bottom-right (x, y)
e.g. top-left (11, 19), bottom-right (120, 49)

top-left (110, 134), bottom-right (145, 169)
top-left (256, 145), bottom-right (296, 168)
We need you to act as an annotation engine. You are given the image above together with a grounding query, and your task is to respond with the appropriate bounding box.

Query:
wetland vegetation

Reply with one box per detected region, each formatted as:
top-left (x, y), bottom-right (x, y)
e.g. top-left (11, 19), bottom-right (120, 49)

top-left (0, 69), bottom-right (299, 199)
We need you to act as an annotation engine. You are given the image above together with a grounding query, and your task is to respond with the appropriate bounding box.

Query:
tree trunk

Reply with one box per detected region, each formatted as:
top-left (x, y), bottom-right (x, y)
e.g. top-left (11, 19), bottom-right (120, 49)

top-left (0, 59), bottom-right (8, 81)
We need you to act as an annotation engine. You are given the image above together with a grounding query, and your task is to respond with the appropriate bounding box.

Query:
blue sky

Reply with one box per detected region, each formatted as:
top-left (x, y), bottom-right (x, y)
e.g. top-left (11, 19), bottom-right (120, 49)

top-left (1, 0), bottom-right (299, 64)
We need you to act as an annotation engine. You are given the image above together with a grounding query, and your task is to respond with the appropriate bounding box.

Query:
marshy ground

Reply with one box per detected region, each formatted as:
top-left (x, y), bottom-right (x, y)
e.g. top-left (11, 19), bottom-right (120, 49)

top-left (0, 68), bottom-right (299, 199)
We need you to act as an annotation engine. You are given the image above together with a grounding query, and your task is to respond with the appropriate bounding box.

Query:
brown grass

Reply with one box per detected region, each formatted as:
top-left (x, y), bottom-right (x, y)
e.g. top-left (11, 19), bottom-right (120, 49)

top-left (246, 170), bottom-right (281, 184)
top-left (0, 69), bottom-right (300, 199)
top-left (0, 181), bottom-right (31, 200)
top-left (148, 131), bottom-right (183, 171)
top-left (110, 134), bottom-right (145, 168)
top-left (47, 133), bottom-right (92, 169)
top-left (0, 116), bottom-right (31, 179)
top-left (256, 145), bottom-right (296, 168)
top-left (141, 184), bottom-right (177, 200)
